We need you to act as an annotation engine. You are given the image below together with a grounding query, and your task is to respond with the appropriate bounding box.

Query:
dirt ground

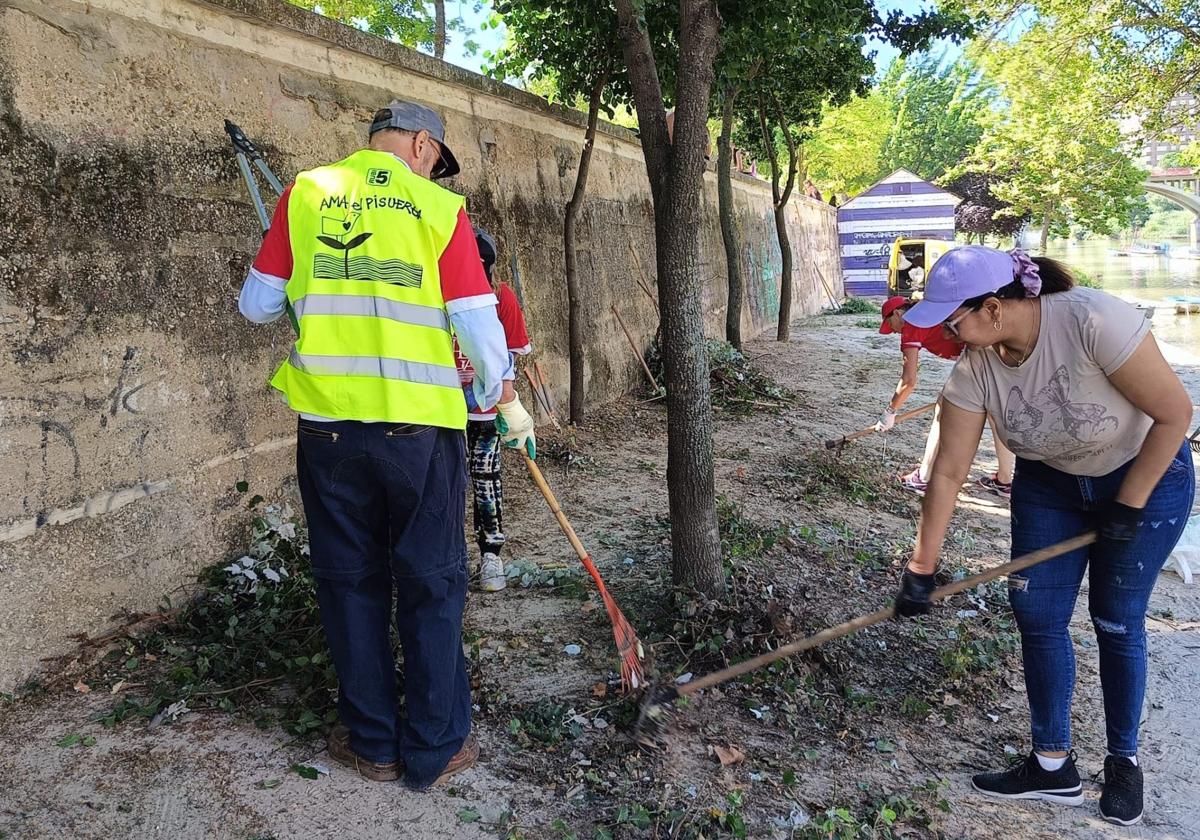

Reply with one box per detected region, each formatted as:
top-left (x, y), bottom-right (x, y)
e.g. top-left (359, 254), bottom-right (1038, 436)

top-left (2, 311), bottom-right (1199, 840)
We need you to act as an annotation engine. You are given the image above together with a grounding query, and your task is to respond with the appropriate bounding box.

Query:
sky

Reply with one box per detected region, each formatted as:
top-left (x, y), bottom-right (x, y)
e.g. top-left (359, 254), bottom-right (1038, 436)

top-left (441, 0), bottom-right (965, 81)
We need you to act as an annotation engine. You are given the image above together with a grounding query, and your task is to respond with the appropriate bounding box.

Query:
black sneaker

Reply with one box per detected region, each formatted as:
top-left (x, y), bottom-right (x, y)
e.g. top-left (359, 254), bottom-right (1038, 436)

top-left (1099, 755), bottom-right (1143, 826)
top-left (971, 751), bottom-right (1084, 806)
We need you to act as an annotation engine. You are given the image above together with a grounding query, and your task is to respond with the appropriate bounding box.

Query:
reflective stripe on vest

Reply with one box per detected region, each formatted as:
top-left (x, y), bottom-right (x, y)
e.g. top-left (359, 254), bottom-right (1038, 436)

top-left (292, 294), bottom-right (451, 332)
top-left (270, 149), bottom-right (468, 427)
top-left (288, 349), bottom-right (460, 389)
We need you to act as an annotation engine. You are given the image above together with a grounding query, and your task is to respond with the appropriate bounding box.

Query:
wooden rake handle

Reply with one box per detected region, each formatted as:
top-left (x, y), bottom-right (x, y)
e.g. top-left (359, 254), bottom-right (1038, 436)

top-left (521, 454), bottom-right (613, 597)
top-left (676, 532), bottom-right (1097, 698)
top-left (824, 401), bottom-right (937, 450)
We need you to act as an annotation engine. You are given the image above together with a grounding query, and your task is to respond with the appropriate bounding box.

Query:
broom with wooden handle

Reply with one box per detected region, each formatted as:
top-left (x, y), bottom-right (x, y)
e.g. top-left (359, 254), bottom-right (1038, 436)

top-left (634, 532), bottom-right (1097, 741)
top-left (521, 454), bottom-right (646, 691)
top-left (824, 401), bottom-right (937, 450)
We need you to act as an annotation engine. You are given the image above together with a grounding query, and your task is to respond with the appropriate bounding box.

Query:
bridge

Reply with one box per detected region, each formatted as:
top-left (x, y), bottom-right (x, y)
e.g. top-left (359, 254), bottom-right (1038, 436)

top-left (1146, 167), bottom-right (1199, 247)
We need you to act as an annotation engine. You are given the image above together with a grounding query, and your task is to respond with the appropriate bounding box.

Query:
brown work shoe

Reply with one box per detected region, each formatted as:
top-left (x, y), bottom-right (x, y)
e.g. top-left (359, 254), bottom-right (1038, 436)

top-left (327, 724), bottom-right (401, 782)
top-left (433, 732), bottom-right (479, 785)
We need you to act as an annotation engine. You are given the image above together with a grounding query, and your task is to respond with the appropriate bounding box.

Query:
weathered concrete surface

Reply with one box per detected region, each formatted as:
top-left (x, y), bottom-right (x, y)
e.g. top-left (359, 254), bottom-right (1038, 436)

top-left (0, 0), bottom-right (842, 689)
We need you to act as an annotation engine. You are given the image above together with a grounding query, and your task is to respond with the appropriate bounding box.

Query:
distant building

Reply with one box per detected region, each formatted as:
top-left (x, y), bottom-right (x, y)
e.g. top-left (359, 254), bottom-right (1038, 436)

top-left (836, 169), bottom-right (959, 297)
top-left (1136, 92), bottom-right (1198, 168)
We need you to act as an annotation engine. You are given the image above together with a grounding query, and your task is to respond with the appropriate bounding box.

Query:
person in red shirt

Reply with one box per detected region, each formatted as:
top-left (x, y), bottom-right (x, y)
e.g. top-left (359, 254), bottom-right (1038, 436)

top-left (455, 228), bottom-right (532, 592)
top-left (877, 296), bottom-right (1015, 497)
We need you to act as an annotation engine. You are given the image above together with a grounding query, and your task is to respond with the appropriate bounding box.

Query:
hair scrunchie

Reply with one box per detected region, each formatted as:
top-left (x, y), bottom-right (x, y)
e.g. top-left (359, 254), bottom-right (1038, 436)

top-left (1008, 249), bottom-right (1042, 297)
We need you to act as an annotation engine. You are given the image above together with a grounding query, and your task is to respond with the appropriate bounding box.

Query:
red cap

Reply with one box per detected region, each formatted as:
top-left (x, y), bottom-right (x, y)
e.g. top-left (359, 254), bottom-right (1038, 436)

top-left (879, 296), bottom-right (908, 334)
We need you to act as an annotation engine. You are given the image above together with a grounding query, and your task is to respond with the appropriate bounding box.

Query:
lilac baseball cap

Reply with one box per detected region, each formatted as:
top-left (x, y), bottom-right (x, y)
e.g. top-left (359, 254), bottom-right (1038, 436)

top-left (902, 246), bottom-right (1018, 328)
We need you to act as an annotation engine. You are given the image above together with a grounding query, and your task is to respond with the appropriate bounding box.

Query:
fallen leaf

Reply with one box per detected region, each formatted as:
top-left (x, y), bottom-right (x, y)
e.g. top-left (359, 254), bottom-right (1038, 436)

top-left (291, 763), bottom-right (321, 780)
top-left (73, 681), bottom-right (91, 694)
top-left (711, 745), bottom-right (746, 766)
top-left (592, 682), bottom-right (608, 698)
top-left (457, 808), bottom-right (481, 823)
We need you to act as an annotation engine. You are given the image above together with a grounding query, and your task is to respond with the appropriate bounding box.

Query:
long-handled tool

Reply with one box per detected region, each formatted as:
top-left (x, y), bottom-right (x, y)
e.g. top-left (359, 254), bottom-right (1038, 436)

top-left (812, 263), bottom-right (841, 310)
top-left (524, 368), bottom-right (562, 431)
top-left (521, 454), bottom-right (646, 691)
top-left (225, 119), bottom-right (285, 229)
top-left (634, 531), bottom-right (1097, 742)
top-left (824, 401), bottom-right (937, 451)
top-left (223, 119), bottom-right (298, 333)
top-left (612, 304), bottom-right (661, 393)
top-left (533, 361), bottom-right (558, 417)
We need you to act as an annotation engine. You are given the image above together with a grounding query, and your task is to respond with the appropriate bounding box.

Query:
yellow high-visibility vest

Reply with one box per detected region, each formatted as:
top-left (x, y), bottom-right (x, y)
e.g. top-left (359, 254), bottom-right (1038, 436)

top-left (270, 149), bottom-right (468, 427)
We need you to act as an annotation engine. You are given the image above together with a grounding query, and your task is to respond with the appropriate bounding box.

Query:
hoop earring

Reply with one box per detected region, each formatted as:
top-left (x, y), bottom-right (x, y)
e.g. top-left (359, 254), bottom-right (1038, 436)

top-left (993, 319), bottom-right (1002, 332)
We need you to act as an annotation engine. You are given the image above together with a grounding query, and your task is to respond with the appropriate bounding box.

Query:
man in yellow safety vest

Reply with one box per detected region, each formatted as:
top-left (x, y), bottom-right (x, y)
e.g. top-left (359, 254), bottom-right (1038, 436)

top-left (238, 100), bottom-right (535, 789)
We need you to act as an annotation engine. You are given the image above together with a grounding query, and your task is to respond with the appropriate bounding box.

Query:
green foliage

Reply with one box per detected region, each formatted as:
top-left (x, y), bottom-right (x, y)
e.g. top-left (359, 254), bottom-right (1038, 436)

top-left (717, 495), bottom-right (786, 562)
top-left (505, 699), bottom-right (583, 747)
top-left (833, 296), bottom-right (878, 314)
top-left (1144, 209), bottom-right (1194, 241)
top-left (796, 784), bottom-right (947, 839)
top-left (503, 558), bottom-right (589, 598)
top-left (934, 580), bottom-right (1020, 681)
top-left (806, 54), bottom-right (993, 194)
top-left (956, 25), bottom-right (1146, 242)
top-left (98, 504), bottom-right (338, 735)
top-left (949, 0), bottom-right (1199, 138)
top-left (710, 790), bottom-right (748, 837)
top-left (705, 340), bottom-right (792, 413)
top-left (285, 0), bottom-right (482, 56)
top-left (645, 339), bottom-right (792, 413)
top-left (804, 91), bottom-right (893, 195)
top-left (727, 0), bottom-right (875, 194)
top-left (876, 55), bottom-right (995, 182)
top-left (1164, 142), bottom-right (1200, 169)
top-left (484, 0), bottom-right (679, 117)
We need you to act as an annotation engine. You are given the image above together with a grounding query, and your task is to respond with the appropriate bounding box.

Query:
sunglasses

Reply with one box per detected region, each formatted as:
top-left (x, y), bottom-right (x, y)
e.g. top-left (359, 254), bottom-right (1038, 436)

top-left (942, 308), bottom-right (971, 337)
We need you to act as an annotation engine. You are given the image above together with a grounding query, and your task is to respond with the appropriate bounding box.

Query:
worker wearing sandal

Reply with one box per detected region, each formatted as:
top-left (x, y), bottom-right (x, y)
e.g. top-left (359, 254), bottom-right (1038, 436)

top-left (877, 295), bottom-right (1015, 497)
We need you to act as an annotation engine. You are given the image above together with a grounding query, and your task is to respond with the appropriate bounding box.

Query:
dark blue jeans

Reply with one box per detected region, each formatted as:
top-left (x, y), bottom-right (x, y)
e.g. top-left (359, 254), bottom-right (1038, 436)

top-left (1009, 443), bottom-right (1193, 757)
top-left (296, 418), bottom-right (471, 789)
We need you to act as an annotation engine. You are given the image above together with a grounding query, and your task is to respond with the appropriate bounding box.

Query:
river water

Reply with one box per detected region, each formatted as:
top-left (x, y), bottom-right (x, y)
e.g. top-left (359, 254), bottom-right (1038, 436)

top-left (1044, 239), bottom-right (1200, 354)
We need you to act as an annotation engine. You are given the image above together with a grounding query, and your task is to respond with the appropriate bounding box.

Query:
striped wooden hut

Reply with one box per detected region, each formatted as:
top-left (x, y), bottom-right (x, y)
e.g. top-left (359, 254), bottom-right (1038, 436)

top-left (837, 169), bottom-right (960, 297)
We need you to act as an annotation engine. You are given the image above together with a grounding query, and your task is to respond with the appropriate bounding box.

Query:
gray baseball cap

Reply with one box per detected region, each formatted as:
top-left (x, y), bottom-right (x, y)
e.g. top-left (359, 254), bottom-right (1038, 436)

top-left (369, 100), bottom-right (460, 180)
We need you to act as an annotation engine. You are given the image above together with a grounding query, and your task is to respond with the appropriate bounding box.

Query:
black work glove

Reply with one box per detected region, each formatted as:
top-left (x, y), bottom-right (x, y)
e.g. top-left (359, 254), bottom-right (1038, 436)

top-left (894, 568), bottom-right (936, 619)
top-left (1098, 500), bottom-right (1142, 544)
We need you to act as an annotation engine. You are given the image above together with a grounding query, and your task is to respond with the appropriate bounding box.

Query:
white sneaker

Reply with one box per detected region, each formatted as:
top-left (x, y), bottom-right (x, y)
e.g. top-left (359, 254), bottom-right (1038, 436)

top-left (479, 553), bottom-right (506, 592)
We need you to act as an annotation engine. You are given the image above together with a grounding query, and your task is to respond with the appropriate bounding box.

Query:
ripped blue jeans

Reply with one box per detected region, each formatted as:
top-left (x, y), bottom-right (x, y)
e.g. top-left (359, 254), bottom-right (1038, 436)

top-left (1008, 443), bottom-right (1193, 757)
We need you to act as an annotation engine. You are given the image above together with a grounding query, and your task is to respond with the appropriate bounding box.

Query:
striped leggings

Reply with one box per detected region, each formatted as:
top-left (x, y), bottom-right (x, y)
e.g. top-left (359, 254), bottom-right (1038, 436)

top-left (466, 419), bottom-right (505, 556)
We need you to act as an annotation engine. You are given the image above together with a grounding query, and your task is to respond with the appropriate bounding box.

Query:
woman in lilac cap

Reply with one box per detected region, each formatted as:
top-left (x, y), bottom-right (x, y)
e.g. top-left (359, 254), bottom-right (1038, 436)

top-left (892, 246), bottom-right (1193, 826)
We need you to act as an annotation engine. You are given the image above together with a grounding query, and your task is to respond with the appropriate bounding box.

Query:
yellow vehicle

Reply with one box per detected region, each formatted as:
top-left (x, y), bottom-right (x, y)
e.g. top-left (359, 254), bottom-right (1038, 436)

top-left (888, 237), bottom-right (954, 296)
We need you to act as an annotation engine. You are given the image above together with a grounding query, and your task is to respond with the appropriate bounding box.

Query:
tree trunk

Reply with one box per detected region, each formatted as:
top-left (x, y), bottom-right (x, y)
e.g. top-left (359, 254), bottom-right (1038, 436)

top-left (614, 0), bottom-right (724, 597)
top-left (433, 0), bottom-right (446, 59)
top-left (1039, 200), bottom-right (1053, 252)
top-left (773, 204), bottom-right (792, 338)
top-left (758, 99), bottom-right (798, 342)
top-left (717, 86), bottom-right (743, 350)
top-left (563, 72), bottom-right (608, 425)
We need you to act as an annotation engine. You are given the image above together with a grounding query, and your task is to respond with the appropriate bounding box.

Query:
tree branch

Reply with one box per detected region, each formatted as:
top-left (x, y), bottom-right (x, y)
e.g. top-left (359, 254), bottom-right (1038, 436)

top-left (613, 0), bottom-right (670, 193)
top-left (758, 96), bottom-right (781, 207)
top-left (773, 92), bottom-right (798, 208)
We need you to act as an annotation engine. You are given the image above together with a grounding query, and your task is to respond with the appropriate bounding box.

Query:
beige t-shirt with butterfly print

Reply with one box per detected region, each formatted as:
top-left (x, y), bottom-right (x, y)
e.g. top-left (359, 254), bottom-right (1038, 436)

top-left (941, 287), bottom-right (1153, 476)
